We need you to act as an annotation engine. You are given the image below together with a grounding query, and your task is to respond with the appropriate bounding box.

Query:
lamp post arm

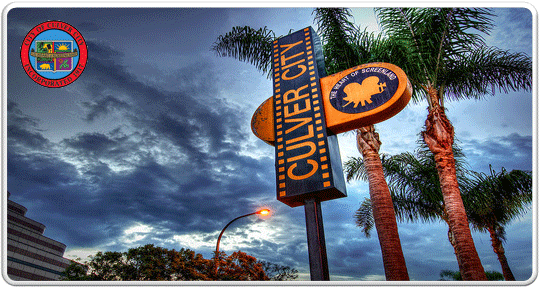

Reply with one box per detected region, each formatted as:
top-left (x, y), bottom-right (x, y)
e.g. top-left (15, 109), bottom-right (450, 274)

top-left (214, 211), bottom-right (259, 278)
top-left (216, 211), bottom-right (258, 253)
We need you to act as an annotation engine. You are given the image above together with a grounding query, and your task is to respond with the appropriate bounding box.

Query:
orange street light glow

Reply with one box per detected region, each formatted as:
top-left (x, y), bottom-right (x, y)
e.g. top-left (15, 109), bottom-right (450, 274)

top-left (258, 209), bottom-right (270, 216)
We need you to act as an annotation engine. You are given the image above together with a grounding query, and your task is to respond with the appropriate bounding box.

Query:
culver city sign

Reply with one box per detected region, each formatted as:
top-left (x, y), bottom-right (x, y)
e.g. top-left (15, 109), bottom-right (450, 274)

top-left (249, 26), bottom-right (412, 280)
top-left (252, 27), bottom-right (412, 207)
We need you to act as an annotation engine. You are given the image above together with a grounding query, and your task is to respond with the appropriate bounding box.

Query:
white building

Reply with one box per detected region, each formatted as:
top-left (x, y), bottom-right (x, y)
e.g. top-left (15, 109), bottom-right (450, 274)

top-left (7, 193), bottom-right (72, 281)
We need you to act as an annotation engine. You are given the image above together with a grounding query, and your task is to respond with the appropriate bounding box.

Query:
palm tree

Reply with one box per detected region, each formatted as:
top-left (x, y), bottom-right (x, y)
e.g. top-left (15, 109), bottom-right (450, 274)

top-left (346, 142), bottom-right (472, 274)
top-left (212, 8), bottom-right (410, 280)
top-left (352, 126), bottom-right (409, 280)
top-left (373, 8), bottom-right (532, 280)
top-left (313, 9), bottom-right (409, 280)
top-left (465, 167), bottom-right (532, 280)
top-left (346, 146), bottom-right (532, 281)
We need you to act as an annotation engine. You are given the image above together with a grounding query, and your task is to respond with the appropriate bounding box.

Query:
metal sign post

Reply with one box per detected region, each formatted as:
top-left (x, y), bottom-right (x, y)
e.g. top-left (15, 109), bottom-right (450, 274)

top-left (304, 198), bottom-right (329, 280)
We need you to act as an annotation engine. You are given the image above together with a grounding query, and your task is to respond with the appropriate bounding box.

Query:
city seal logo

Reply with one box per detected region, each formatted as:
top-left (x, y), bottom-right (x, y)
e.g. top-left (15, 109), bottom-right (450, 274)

top-left (20, 21), bottom-right (87, 88)
top-left (329, 66), bottom-right (399, 114)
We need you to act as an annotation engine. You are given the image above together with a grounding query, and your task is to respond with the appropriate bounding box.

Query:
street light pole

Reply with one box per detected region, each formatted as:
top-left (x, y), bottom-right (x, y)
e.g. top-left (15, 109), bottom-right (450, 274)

top-left (214, 209), bottom-right (270, 278)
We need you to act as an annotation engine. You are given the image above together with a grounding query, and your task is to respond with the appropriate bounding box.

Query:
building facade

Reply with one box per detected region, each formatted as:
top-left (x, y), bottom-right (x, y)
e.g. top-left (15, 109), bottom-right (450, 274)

top-left (6, 193), bottom-right (72, 281)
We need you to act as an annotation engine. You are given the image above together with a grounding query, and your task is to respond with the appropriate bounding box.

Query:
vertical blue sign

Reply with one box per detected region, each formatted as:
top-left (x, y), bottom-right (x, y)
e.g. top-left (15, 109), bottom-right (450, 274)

top-left (272, 27), bottom-right (346, 207)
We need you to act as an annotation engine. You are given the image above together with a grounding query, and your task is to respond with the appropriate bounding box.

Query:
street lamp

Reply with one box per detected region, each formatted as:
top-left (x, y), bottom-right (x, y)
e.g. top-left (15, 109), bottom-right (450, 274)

top-left (214, 209), bottom-right (270, 277)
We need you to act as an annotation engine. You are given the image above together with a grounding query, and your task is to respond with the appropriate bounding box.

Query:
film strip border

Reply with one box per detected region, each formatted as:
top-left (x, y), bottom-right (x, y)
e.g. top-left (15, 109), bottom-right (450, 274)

top-left (273, 27), bottom-right (332, 199)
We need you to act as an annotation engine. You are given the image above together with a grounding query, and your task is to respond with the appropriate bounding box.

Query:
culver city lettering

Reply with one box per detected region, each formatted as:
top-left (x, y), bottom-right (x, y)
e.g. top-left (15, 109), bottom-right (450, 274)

top-left (279, 41), bottom-right (318, 181)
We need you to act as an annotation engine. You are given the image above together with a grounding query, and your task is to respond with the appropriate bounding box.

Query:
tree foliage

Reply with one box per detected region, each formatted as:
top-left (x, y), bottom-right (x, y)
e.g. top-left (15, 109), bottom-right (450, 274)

top-left (346, 143), bottom-right (532, 281)
top-left (347, 144), bottom-right (532, 237)
top-left (373, 8), bottom-right (531, 281)
top-left (465, 166), bottom-right (532, 233)
top-left (375, 8), bottom-right (532, 104)
top-left (440, 269), bottom-right (504, 281)
top-left (61, 244), bottom-right (297, 281)
top-left (211, 26), bottom-right (277, 77)
top-left (346, 141), bottom-right (470, 233)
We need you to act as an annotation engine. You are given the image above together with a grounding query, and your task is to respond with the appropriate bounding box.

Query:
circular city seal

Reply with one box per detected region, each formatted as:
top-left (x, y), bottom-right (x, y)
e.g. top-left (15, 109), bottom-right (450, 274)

top-left (20, 21), bottom-right (88, 88)
top-left (329, 67), bottom-right (399, 114)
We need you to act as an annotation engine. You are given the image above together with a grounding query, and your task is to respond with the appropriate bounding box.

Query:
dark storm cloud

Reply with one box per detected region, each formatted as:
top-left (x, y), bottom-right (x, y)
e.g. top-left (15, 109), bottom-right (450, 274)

top-left (7, 101), bottom-right (49, 149)
top-left (461, 133), bottom-right (532, 173)
top-left (8, 118), bottom-right (275, 248)
top-left (81, 96), bottom-right (130, 121)
top-left (63, 132), bottom-right (117, 154)
top-left (7, 151), bottom-right (78, 188)
top-left (7, 101), bottom-right (37, 128)
top-left (76, 21), bottom-right (102, 32)
top-left (7, 39), bottom-right (276, 250)
top-left (76, 39), bottom-right (251, 159)
top-left (491, 8), bottom-right (533, 54)
top-left (7, 123), bottom-right (49, 150)
top-left (327, 238), bottom-right (382, 279)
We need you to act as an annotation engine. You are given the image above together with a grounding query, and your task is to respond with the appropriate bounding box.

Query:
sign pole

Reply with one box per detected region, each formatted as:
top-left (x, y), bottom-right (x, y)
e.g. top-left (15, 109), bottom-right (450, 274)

top-left (304, 198), bottom-right (330, 280)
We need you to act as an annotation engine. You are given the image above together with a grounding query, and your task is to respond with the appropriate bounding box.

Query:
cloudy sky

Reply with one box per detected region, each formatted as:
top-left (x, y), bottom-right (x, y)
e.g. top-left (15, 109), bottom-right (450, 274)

top-left (3, 4), bottom-right (535, 283)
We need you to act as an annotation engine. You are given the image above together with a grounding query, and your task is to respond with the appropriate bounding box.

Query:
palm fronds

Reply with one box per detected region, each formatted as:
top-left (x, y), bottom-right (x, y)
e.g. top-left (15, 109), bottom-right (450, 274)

top-left (465, 166), bottom-right (532, 234)
top-left (443, 47), bottom-right (532, 100)
top-left (211, 26), bottom-right (277, 76)
top-left (374, 8), bottom-right (530, 105)
top-left (346, 140), bottom-right (473, 227)
top-left (313, 8), bottom-right (360, 74)
top-left (354, 198), bottom-right (374, 237)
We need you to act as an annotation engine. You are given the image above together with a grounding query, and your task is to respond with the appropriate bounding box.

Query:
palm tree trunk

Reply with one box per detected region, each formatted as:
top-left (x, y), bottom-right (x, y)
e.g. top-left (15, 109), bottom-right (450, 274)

top-left (488, 226), bottom-right (515, 281)
top-left (446, 225), bottom-right (466, 275)
top-left (422, 92), bottom-right (487, 280)
top-left (357, 126), bottom-right (409, 280)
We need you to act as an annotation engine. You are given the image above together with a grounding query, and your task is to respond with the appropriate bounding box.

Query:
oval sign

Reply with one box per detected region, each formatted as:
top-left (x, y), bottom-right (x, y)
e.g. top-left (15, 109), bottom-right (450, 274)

top-left (329, 67), bottom-right (400, 114)
top-left (321, 62), bottom-right (412, 134)
top-left (251, 62), bottom-right (413, 144)
top-left (251, 96), bottom-right (275, 146)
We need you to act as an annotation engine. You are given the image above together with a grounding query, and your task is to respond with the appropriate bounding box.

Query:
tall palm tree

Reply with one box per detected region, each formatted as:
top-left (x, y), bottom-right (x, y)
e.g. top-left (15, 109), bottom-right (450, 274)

top-left (313, 9), bottom-right (409, 280)
top-left (212, 8), bottom-right (410, 280)
top-left (346, 147), bottom-right (532, 281)
top-left (465, 167), bottom-right (532, 280)
top-left (373, 8), bottom-right (532, 280)
top-left (346, 142), bottom-right (471, 274)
